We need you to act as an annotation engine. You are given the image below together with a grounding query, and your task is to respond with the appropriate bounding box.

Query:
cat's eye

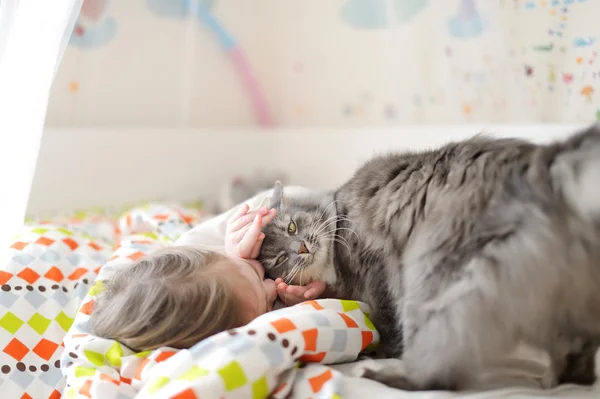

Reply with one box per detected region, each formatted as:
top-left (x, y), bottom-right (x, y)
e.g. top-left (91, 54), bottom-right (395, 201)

top-left (275, 255), bottom-right (288, 266)
top-left (287, 220), bottom-right (297, 235)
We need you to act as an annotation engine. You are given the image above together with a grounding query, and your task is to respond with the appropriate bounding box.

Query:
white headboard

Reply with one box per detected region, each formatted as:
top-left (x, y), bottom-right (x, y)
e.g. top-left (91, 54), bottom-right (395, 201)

top-left (29, 124), bottom-right (588, 215)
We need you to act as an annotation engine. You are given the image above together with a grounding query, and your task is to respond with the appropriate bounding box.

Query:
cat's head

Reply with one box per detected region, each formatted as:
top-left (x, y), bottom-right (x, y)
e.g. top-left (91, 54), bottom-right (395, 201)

top-left (258, 182), bottom-right (338, 286)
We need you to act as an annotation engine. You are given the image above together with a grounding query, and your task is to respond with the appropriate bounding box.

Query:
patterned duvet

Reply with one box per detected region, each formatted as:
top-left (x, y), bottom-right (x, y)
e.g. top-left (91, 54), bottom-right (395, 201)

top-left (0, 203), bottom-right (379, 399)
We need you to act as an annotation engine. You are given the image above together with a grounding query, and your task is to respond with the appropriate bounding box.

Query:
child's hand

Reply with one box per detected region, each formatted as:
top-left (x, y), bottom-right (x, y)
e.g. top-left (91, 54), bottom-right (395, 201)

top-left (226, 204), bottom-right (276, 259)
top-left (275, 278), bottom-right (327, 306)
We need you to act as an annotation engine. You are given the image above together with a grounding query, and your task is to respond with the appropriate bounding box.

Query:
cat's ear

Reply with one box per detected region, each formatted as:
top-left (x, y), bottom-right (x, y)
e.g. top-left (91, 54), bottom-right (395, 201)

top-left (269, 181), bottom-right (283, 209)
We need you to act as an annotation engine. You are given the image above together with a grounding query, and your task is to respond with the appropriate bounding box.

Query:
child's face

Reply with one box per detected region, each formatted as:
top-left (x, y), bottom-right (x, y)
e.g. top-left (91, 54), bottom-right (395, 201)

top-left (222, 257), bottom-right (277, 323)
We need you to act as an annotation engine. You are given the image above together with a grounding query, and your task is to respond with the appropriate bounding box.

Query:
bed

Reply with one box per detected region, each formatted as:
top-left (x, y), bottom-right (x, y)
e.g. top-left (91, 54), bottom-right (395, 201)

top-left (2, 183), bottom-right (599, 399)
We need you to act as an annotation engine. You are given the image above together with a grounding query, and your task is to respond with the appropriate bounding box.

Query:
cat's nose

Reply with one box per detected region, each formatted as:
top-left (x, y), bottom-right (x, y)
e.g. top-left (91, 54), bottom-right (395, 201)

top-left (298, 241), bottom-right (309, 254)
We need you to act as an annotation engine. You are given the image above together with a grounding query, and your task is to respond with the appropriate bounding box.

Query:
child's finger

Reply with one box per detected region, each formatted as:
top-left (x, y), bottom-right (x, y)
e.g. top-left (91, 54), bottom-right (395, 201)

top-left (229, 207), bottom-right (268, 232)
top-left (261, 209), bottom-right (277, 226)
top-left (227, 204), bottom-right (249, 224)
top-left (286, 285), bottom-right (308, 297)
top-left (304, 280), bottom-right (326, 298)
top-left (238, 214), bottom-right (263, 255)
top-left (277, 284), bottom-right (290, 304)
top-left (250, 233), bottom-right (265, 259)
top-left (276, 282), bottom-right (288, 294)
top-left (274, 278), bottom-right (284, 285)
top-left (276, 283), bottom-right (287, 297)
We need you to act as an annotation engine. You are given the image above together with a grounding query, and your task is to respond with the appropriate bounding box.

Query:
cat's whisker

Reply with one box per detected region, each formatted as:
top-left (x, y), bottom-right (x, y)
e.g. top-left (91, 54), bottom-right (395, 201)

top-left (329, 237), bottom-right (352, 255)
top-left (310, 215), bottom-right (339, 236)
top-left (313, 230), bottom-right (337, 243)
top-left (314, 228), bottom-right (352, 255)
top-left (308, 201), bottom-right (338, 237)
top-left (318, 214), bottom-right (355, 234)
top-left (317, 200), bottom-right (339, 227)
top-left (285, 263), bottom-right (303, 285)
top-left (310, 200), bottom-right (339, 234)
top-left (312, 216), bottom-right (343, 237)
top-left (283, 264), bottom-right (299, 285)
top-left (314, 230), bottom-right (336, 242)
top-left (334, 227), bottom-right (359, 239)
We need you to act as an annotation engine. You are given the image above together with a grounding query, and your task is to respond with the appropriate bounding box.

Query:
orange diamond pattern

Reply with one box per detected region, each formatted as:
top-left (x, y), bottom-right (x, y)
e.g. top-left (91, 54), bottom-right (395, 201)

top-left (171, 388), bottom-right (198, 399)
top-left (338, 313), bottom-right (359, 328)
top-left (301, 300), bottom-right (324, 310)
top-left (48, 390), bottom-right (61, 399)
top-left (302, 329), bottom-right (318, 351)
top-left (35, 237), bottom-right (55, 246)
top-left (44, 266), bottom-right (64, 282)
top-left (68, 268), bottom-right (88, 281)
top-left (361, 331), bottom-right (374, 351)
top-left (271, 318), bottom-right (297, 334)
top-left (128, 251), bottom-right (145, 261)
top-left (135, 358), bottom-right (151, 380)
top-left (17, 268), bottom-right (40, 284)
top-left (10, 241), bottom-right (28, 250)
top-left (308, 369), bottom-right (333, 393)
top-left (33, 339), bottom-right (59, 361)
top-left (0, 270), bottom-right (13, 285)
top-left (4, 338), bottom-right (29, 361)
top-left (155, 351), bottom-right (177, 363)
top-left (99, 373), bottom-right (120, 386)
top-left (88, 242), bottom-right (102, 251)
top-left (79, 380), bottom-right (92, 398)
top-left (62, 238), bottom-right (79, 250)
top-left (80, 300), bottom-right (95, 315)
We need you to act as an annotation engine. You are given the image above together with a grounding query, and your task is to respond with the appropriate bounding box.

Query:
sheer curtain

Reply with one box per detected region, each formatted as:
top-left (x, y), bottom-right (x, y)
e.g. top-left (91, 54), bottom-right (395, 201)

top-left (0, 0), bottom-right (81, 254)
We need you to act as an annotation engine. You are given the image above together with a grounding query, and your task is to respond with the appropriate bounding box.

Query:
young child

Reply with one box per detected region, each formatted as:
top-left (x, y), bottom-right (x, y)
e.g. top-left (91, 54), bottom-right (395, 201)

top-left (89, 204), bottom-right (326, 351)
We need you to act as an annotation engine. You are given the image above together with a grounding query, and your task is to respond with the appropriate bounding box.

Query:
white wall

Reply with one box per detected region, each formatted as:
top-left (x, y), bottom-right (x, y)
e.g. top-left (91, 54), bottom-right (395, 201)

top-left (47, 0), bottom-right (600, 127)
top-left (28, 124), bottom-right (587, 215)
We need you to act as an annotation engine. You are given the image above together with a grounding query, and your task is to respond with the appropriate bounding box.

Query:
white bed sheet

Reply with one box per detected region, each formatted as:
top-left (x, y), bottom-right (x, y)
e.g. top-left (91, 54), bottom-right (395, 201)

top-left (332, 346), bottom-right (600, 399)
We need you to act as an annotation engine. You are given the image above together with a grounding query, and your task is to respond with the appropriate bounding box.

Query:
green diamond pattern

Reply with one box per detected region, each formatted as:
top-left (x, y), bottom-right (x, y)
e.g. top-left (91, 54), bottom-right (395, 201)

top-left (341, 300), bottom-right (360, 312)
top-left (88, 280), bottom-right (106, 296)
top-left (218, 361), bottom-right (247, 391)
top-left (252, 376), bottom-right (269, 399)
top-left (55, 311), bottom-right (74, 332)
top-left (179, 366), bottom-right (209, 381)
top-left (28, 313), bottom-right (52, 335)
top-left (105, 341), bottom-right (123, 367)
top-left (75, 366), bottom-right (97, 378)
top-left (364, 313), bottom-right (376, 331)
top-left (148, 376), bottom-right (170, 393)
top-left (0, 312), bottom-right (24, 334)
top-left (30, 227), bottom-right (49, 235)
top-left (84, 350), bottom-right (105, 367)
top-left (56, 227), bottom-right (74, 236)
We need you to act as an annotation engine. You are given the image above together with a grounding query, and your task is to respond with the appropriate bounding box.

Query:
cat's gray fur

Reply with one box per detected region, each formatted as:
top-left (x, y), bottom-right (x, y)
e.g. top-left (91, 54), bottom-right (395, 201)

top-left (257, 124), bottom-right (600, 391)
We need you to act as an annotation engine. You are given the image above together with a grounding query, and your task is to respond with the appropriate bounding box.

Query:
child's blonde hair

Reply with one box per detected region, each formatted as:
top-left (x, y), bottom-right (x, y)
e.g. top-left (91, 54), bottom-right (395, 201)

top-left (90, 246), bottom-right (243, 351)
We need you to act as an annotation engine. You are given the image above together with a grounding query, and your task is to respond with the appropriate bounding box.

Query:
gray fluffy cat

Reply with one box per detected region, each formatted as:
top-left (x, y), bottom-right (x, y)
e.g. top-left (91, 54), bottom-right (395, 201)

top-left (257, 124), bottom-right (600, 391)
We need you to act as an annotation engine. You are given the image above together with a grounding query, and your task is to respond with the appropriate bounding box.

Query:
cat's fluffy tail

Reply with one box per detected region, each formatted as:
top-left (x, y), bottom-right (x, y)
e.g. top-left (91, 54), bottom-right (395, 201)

top-left (551, 123), bottom-right (600, 219)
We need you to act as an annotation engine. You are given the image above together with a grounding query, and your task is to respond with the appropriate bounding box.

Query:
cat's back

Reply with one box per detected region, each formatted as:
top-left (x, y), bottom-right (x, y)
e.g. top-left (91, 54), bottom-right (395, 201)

top-left (336, 136), bottom-right (544, 246)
